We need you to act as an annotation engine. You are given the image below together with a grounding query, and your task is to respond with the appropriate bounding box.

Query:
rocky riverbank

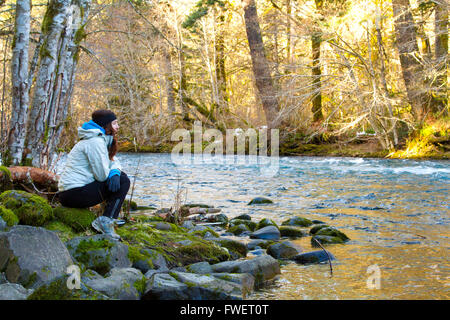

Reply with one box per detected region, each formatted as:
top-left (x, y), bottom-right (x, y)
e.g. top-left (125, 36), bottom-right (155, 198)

top-left (0, 190), bottom-right (349, 300)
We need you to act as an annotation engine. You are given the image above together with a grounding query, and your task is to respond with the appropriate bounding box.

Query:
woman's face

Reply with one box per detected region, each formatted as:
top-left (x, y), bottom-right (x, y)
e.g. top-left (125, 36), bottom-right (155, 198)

top-left (111, 119), bottom-right (119, 134)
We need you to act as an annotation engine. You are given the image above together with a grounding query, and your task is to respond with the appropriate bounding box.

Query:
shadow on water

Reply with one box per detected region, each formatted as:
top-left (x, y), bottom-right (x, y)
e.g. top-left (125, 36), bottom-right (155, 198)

top-left (57, 153), bottom-right (450, 299)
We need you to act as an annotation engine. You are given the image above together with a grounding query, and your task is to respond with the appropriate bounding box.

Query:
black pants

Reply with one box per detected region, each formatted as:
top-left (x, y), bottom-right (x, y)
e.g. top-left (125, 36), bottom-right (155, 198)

top-left (58, 172), bottom-right (131, 219)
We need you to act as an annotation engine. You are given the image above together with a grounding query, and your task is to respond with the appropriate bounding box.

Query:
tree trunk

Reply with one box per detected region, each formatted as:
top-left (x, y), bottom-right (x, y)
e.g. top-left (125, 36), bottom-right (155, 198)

top-left (311, 31), bottom-right (324, 122)
top-left (433, 0), bottom-right (448, 113)
top-left (391, 0), bottom-right (428, 121)
top-left (161, 45), bottom-right (175, 113)
top-left (242, 0), bottom-right (280, 128)
top-left (6, 0), bottom-right (31, 166)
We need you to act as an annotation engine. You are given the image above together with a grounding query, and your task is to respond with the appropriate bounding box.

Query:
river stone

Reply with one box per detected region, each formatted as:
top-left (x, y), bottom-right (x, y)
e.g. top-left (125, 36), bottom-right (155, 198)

top-left (279, 226), bottom-right (307, 238)
top-left (155, 222), bottom-right (172, 231)
top-left (228, 224), bottom-right (250, 236)
top-left (132, 248), bottom-right (168, 274)
top-left (256, 218), bottom-right (279, 230)
top-left (229, 219), bottom-right (257, 231)
top-left (250, 226), bottom-right (280, 240)
top-left (315, 227), bottom-right (350, 241)
top-left (211, 273), bottom-right (255, 298)
top-left (309, 224), bottom-right (330, 235)
top-left (181, 220), bottom-right (195, 229)
top-left (168, 271), bottom-right (243, 300)
top-left (0, 225), bottom-right (73, 289)
top-left (186, 261), bottom-right (214, 274)
top-left (210, 254), bottom-right (280, 286)
top-left (311, 235), bottom-right (344, 246)
top-left (267, 241), bottom-right (302, 259)
top-left (249, 249), bottom-right (266, 256)
top-left (142, 272), bottom-right (190, 300)
top-left (206, 237), bottom-right (248, 259)
top-left (281, 216), bottom-right (313, 227)
top-left (0, 283), bottom-right (34, 300)
top-left (248, 197), bottom-right (273, 205)
top-left (65, 235), bottom-right (131, 275)
top-left (82, 267), bottom-right (144, 300)
top-left (291, 250), bottom-right (335, 264)
top-left (247, 239), bottom-right (274, 250)
top-left (232, 214), bottom-right (252, 221)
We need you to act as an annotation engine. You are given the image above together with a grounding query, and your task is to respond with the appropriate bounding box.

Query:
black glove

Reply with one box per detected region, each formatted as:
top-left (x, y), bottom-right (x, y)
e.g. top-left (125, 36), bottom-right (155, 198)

top-left (107, 175), bottom-right (120, 192)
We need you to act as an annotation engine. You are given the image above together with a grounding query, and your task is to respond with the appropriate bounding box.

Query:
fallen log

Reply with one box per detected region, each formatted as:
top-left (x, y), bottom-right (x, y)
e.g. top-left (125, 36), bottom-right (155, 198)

top-left (0, 166), bottom-right (59, 192)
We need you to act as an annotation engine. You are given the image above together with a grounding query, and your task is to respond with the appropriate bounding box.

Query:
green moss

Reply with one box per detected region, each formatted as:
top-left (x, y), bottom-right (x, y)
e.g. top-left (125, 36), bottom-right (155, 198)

top-left (53, 206), bottom-right (96, 232)
top-left (123, 200), bottom-right (138, 211)
top-left (281, 216), bottom-right (313, 227)
top-left (315, 227), bottom-right (349, 241)
top-left (127, 246), bottom-right (154, 269)
top-left (173, 242), bottom-right (230, 265)
top-left (215, 239), bottom-right (248, 258)
top-left (0, 205), bottom-right (19, 227)
top-left (279, 226), bottom-right (306, 238)
top-left (227, 224), bottom-right (250, 235)
top-left (311, 235), bottom-right (345, 246)
top-left (132, 215), bottom-right (164, 223)
top-left (256, 218), bottom-right (279, 230)
top-left (133, 275), bottom-right (147, 295)
top-left (228, 219), bottom-right (257, 231)
top-left (43, 221), bottom-right (77, 243)
top-left (0, 190), bottom-right (53, 227)
top-left (0, 166), bottom-right (11, 180)
top-left (22, 272), bottom-right (37, 289)
top-left (72, 238), bottom-right (114, 275)
top-left (191, 227), bottom-right (220, 238)
top-left (309, 224), bottom-right (330, 235)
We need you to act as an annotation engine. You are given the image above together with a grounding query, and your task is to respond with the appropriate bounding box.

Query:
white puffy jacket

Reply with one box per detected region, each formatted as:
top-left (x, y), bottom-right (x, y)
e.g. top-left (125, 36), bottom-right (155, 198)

top-left (58, 121), bottom-right (122, 191)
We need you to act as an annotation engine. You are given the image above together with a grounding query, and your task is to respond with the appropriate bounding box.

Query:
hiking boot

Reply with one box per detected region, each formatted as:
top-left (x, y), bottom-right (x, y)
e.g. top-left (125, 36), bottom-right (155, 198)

top-left (91, 216), bottom-right (121, 241)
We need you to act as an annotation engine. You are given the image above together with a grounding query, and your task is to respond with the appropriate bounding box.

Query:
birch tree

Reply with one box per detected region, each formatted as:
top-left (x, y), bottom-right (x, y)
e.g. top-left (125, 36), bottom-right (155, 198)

top-left (6, 0), bottom-right (31, 166)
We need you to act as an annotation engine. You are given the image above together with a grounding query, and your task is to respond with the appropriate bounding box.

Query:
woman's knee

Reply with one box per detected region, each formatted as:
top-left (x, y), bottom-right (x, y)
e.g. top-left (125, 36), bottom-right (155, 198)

top-left (120, 172), bottom-right (131, 190)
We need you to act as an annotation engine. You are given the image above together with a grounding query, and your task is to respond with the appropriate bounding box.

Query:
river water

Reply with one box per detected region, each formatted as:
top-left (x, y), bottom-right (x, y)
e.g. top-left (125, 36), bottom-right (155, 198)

top-left (60, 153), bottom-right (450, 299)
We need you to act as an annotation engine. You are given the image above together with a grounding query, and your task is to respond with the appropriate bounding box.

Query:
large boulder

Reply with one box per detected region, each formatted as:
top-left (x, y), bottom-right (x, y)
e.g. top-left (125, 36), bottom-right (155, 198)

top-left (250, 226), bottom-right (280, 240)
top-left (291, 250), bottom-right (335, 264)
top-left (0, 225), bottom-right (73, 288)
top-left (0, 190), bottom-right (53, 227)
top-left (143, 271), bottom-right (246, 300)
top-left (82, 267), bottom-right (145, 300)
top-left (210, 254), bottom-right (280, 287)
top-left (65, 235), bottom-right (131, 275)
top-left (248, 197), bottom-right (273, 205)
top-left (267, 241), bottom-right (302, 259)
top-left (0, 283), bottom-right (34, 300)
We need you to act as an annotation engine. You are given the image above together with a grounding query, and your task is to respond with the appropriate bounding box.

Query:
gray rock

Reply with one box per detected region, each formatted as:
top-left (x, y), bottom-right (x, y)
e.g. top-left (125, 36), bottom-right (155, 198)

top-left (281, 216), bottom-right (313, 227)
top-left (249, 249), bottom-right (266, 256)
top-left (0, 283), bottom-right (34, 300)
top-left (211, 273), bottom-right (255, 298)
top-left (181, 220), bottom-right (195, 229)
top-left (132, 249), bottom-right (168, 274)
top-left (142, 272), bottom-right (189, 300)
top-left (228, 224), bottom-right (250, 236)
top-left (250, 226), bottom-right (280, 240)
top-left (291, 250), bottom-right (335, 264)
top-left (0, 225), bottom-right (73, 289)
top-left (0, 217), bottom-right (6, 232)
top-left (206, 237), bottom-right (248, 259)
top-left (65, 235), bottom-right (131, 275)
top-left (311, 235), bottom-right (344, 246)
top-left (211, 254), bottom-right (280, 286)
top-left (267, 241), bottom-right (302, 259)
top-left (186, 261), bottom-right (213, 274)
top-left (155, 222), bottom-right (172, 231)
top-left (191, 225), bottom-right (208, 232)
top-left (82, 267), bottom-right (144, 300)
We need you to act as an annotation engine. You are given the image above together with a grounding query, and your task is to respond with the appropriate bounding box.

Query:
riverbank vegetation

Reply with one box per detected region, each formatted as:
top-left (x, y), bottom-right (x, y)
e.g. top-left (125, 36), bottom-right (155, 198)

top-left (0, 0), bottom-right (448, 169)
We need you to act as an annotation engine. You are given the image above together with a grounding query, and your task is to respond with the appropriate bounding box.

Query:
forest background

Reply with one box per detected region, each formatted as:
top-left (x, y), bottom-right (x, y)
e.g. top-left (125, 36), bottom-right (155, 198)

top-left (0, 0), bottom-right (448, 171)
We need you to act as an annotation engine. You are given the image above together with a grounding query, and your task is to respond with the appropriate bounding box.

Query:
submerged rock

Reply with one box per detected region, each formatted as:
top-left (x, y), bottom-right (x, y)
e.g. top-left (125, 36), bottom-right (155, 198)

top-left (281, 216), bottom-right (313, 227)
top-left (279, 226), bottom-right (307, 238)
top-left (248, 197), bottom-right (273, 205)
top-left (250, 226), bottom-right (280, 240)
top-left (309, 224), bottom-right (330, 235)
top-left (311, 235), bottom-right (344, 246)
top-left (206, 237), bottom-right (248, 259)
top-left (315, 227), bottom-right (350, 241)
top-left (0, 225), bottom-right (73, 289)
top-left (291, 250), bottom-right (335, 264)
top-left (256, 218), bottom-right (279, 230)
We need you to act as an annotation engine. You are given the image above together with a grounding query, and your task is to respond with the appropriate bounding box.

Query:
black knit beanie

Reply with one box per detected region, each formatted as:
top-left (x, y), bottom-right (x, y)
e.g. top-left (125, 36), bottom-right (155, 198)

top-left (92, 109), bottom-right (117, 128)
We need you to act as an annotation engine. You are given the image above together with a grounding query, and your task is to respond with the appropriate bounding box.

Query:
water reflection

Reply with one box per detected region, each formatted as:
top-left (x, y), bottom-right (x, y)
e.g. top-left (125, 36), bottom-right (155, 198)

top-left (57, 153), bottom-right (450, 299)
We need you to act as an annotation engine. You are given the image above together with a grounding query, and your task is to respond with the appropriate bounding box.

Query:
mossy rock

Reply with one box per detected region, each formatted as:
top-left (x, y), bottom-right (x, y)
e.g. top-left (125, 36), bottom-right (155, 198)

top-left (279, 226), bottom-right (307, 238)
top-left (123, 200), bottom-right (138, 211)
top-left (0, 190), bottom-right (53, 226)
top-left (311, 235), bottom-right (344, 246)
top-left (281, 216), bottom-right (313, 227)
top-left (173, 242), bottom-right (230, 265)
top-left (256, 218), bottom-right (279, 230)
top-left (0, 204), bottom-right (19, 227)
top-left (131, 214), bottom-right (164, 223)
top-left (228, 219), bottom-right (257, 231)
top-left (214, 238), bottom-right (248, 258)
top-left (315, 227), bottom-right (349, 241)
top-left (27, 275), bottom-right (109, 300)
top-left (248, 197), bottom-right (273, 205)
top-left (53, 206), bottom-right (96, 232)
top-left (127, 245), bottom-right (155, 269)
top-left (190, 227), bottom-right (220, 238)
top-left (227, 224), bottom-right (250, 236)
top-left (231, 214), bottom-right (252, 221)
top-left (309, 224), bottom-right (330, 235)
top-left (0, 166), bottom-right (12, 192)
